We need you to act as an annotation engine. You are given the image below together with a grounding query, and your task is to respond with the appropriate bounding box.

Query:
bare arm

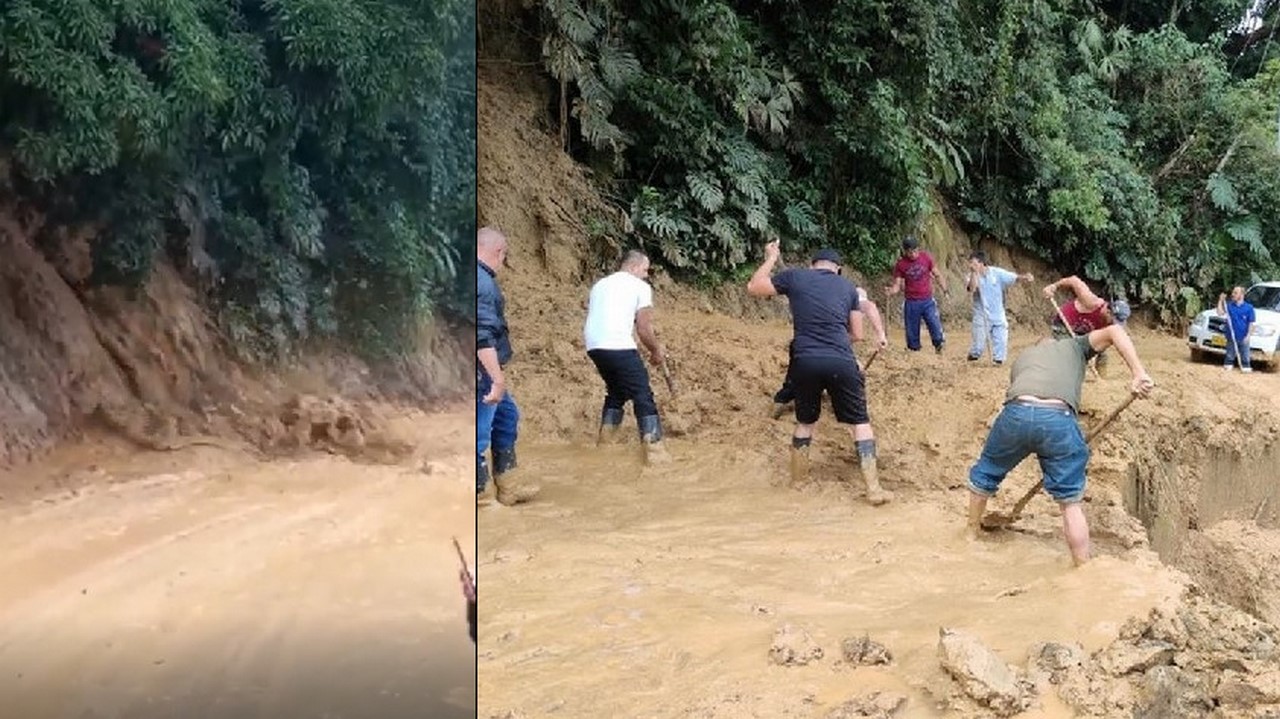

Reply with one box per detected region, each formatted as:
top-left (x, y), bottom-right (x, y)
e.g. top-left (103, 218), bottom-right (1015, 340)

top-left (860, 296), bottom-right (888, 347)
top-left (965, 271), bottom-right (978, 294)
top-left (848, 309), bottom-right (865, 342)
top-left (1087, 325), bottom-right (1154, 396)
top-left (746, 241), bottom-right (782, 297)
top-left (884, 276), bottom-right (903, 297)
top-left (1044, 275), bottom-right (1102, 309)
top-left (1217, 293), bottom-right (1227, 316)
top-left (1018, 272), bottom-right (1035, 283)
top-left (635, 308), bottom-right (665, 363)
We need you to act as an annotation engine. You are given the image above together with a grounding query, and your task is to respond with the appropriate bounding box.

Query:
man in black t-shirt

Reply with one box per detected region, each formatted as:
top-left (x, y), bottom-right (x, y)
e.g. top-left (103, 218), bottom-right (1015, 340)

top-left (747, 241), bottom-right (893, 505)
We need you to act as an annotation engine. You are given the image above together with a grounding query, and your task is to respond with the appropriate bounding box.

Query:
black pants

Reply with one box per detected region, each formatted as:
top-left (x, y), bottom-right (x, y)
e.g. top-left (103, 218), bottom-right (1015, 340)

top-left (587, 349), bottom-right (658, 417)
top-left (791, 355), bottom-right (868, 425)
top-left (774, 341), bottom-right (797, 404)
top-left (468, 599), bottom-right (477, 643)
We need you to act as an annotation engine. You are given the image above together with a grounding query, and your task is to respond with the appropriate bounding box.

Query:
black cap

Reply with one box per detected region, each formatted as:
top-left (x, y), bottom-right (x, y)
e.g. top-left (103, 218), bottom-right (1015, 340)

top-left (811, 248), bottom-right (843, 265)
top-left (902, 236), bottom-right (919, 250)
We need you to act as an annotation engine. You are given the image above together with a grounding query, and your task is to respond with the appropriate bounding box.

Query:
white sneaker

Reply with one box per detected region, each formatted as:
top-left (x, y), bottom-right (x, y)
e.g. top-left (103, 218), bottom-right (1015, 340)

top-left (1242, 367), bottom-right (1253, 373)
top-left (1223, 365), bottom-right (1233, 371)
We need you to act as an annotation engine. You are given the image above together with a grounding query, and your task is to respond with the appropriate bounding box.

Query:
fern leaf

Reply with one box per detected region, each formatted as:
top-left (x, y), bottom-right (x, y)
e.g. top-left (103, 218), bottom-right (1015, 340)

top-left (1206, 173), bottom-right (1239, 213)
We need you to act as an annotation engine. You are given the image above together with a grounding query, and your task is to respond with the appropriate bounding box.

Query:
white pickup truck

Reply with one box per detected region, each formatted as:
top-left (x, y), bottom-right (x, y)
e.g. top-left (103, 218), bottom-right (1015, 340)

top-left (1187, 281), bottom-right (1280, 368)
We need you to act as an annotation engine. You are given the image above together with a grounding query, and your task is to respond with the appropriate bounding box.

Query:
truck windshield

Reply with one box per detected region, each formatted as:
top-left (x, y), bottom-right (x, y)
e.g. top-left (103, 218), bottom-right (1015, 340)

top-left (1245, 286), bottom-right (1280, 311)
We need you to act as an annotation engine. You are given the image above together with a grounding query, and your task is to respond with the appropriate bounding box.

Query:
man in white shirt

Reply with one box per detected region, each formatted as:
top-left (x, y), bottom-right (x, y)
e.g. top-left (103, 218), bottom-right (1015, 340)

top-left (584, 250), bottom-right (670, 464)
top-left (964, 249), bottom-right (1034, 365)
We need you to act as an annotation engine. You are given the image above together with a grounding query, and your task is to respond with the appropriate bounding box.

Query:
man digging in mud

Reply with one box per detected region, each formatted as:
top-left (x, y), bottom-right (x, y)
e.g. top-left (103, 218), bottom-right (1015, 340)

top-left (771, 286), bottom-right (879, 420)
top-left (1044, 274), bottom-right (1132, 373)
top-left (583, 250), bottom-right (672, 464)
top-left (747, 242), bottom-right (893, 505)
top-left (477, 227), bottom-right (540, 506)
top-left (964, 323), bottom-right (1155, 566)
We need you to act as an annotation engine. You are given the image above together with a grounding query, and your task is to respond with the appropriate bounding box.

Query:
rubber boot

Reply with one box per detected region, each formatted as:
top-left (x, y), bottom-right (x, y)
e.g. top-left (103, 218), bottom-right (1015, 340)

top-left (597, 407), bottom-right (625, 446)
top-left (477, 458), bottom-right (496, 506)
top-left (771, 400), bottom-right (794, 420)
top-left (492, 447), bottom-right (539, 505)
top-left (637, 414), bottom-right (671, 465)
top-left (789, 437), bottom-right (811, 488)
top-left (856, 440), bottom-right (893, 506)
top-left (966, 496), bottom-right (986, 539)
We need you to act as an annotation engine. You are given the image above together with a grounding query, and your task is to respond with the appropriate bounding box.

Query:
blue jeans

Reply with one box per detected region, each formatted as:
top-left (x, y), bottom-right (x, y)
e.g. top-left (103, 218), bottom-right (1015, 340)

top-left (477, 370), bottom-right (519, 490)
top-left (968, 402), bottom-right (1089, 503)
top-left (1225, 333), bottom-right (1251, 369)
top-left (904, 297), bottom-right (944, 351)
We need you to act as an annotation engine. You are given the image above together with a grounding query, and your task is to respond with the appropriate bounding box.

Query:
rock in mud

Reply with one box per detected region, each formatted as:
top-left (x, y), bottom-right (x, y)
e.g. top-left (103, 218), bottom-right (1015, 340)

top-left (841, 635), bottom-right (893, 666)
top-left (1027, 641), bottom-right (1087, 683)
top-left (823, 691), bottom-right (907, 718)
top-left (937, 627), bottom-right (1034, 716)
top-left (1133, 665), bottom-right (1213, 719)
top-left (1096, 640), bottom-right (1176, 676)
top-left (1215, 669), bottom-right (1280, 708)
top-left (769, 623), bottom-right (823, 666)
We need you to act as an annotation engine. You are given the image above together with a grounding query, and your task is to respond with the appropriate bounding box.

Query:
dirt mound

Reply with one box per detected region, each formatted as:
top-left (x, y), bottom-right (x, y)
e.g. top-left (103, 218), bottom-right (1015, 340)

top-left (477, 60), bottom-right (1280, 718)
top-left (0, 205), bottom-right (468, 472)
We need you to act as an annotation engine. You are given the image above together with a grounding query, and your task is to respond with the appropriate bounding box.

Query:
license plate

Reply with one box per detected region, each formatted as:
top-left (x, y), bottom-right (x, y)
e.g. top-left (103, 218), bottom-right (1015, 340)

top-left (1208, 335), bottom-right (1227, 348)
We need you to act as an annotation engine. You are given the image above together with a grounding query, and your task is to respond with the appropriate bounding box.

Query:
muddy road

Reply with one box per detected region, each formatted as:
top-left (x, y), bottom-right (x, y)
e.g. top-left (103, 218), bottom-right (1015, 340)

top-left (0, 406), bottom-right (475, 719)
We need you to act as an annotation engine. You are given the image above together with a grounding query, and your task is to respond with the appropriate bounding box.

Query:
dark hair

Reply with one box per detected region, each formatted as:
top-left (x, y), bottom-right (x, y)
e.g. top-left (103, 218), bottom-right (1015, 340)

top-left (969, 249), bottom-right (988, 264)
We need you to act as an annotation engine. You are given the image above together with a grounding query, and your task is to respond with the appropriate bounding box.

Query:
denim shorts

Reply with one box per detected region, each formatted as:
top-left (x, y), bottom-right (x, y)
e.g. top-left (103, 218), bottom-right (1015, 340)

top-left (968, 401), bottom-right (1089, 503)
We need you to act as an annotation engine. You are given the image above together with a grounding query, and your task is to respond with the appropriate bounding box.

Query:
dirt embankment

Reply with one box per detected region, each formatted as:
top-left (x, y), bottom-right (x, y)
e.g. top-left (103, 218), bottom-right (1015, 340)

top-left (477, 59), bottom-right (1280, 718)
top-left (0, 205), bottom-right (471, 472)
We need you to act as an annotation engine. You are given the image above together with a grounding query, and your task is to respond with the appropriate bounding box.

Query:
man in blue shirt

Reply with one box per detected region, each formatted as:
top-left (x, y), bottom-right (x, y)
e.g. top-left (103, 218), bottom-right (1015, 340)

top-left (747, 242), bottom-right (893, 505)
top-left (1218, 286), bottom-right (1256, 372)
top-left (477, 227), bottom-right (539, 505)
top-left (964, 250), bottom-right (1034, 365)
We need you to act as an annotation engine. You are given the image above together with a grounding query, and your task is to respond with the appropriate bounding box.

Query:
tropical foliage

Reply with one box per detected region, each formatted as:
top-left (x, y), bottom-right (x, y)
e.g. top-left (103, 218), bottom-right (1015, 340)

top-left (532, 0), bottom-right (1280, 319)
top-left (0, 0), bottom-right (475, 359)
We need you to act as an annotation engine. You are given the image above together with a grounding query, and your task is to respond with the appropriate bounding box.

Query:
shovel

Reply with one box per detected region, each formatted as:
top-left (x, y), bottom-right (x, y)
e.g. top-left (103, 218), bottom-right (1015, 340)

top-left (861, 347), bottom-right (881, 373)
top-left (980, 392), bottom-right (1139, 530)
top-left (660, 356), bottom-right (678, 396)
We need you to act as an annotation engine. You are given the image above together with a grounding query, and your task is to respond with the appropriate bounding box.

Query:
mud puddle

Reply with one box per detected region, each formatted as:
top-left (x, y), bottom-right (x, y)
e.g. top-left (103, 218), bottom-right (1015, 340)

top-left (479, 444), bottom-right (1184, 718)
top-left (0, 406), bottom-right (475, 719)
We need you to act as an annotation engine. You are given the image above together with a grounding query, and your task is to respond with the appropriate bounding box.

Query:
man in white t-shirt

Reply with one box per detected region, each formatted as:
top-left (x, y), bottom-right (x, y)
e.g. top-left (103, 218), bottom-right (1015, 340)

top-left (584, 250), bottom-right (670, 463)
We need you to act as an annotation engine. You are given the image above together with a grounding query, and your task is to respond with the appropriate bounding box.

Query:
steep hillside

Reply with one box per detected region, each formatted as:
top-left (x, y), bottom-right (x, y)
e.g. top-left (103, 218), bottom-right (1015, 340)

top-left (0, 206), bottom-right (471, 471)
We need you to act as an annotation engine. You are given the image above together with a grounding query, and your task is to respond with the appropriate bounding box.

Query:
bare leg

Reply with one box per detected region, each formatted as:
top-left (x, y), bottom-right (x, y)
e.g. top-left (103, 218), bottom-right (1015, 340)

top-left (1061, 502), bottom-right (1091, 566)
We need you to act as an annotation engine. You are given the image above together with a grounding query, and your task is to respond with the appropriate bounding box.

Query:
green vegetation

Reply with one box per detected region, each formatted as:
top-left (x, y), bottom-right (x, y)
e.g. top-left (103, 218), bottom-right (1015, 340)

top-left (533, 0), bottom-right (1280, 320)
top-left (1, 0), bottom-right (475, 359)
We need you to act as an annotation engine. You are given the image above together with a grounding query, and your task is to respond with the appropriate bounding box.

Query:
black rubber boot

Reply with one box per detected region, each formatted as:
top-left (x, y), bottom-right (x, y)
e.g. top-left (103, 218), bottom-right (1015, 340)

top-left (493, 447), bottom-right (518, 475)
top-left (492, 447), bottom-right (539, 505)
top-left (637, 414), bottom-right (670, 464)
top-left (477, 458), bottom-right (495, 505)
top-left (598, 407), bottom-right (625, 445)
top-left (637, 414), bottom-right (663, 442)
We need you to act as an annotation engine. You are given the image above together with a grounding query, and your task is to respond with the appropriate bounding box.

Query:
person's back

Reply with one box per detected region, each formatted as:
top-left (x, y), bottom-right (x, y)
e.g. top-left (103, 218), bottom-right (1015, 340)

top-left (775, 268), bottom-right (859, 361)
top-left (1005, 337), bottom-right (1093, 412)
top-left (584, 271), bottom-right (650, 351)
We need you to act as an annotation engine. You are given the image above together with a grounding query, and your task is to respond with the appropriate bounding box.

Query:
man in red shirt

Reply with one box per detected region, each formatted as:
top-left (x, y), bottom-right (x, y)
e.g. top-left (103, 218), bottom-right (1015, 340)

top-left (1044, 276), bottom-right (1122, 336)
top-left (885, 236), bottom-right (948, 353)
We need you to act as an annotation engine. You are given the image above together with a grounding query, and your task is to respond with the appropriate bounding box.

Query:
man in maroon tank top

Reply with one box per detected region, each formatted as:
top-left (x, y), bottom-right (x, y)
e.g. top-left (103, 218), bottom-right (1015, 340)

top-left (1043, 276), bottom-right (1119, 336)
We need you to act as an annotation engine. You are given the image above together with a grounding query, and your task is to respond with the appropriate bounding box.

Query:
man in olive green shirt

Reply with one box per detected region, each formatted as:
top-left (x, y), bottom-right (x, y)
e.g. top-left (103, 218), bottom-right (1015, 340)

top-left (966, 324), bottom-right (1155, 566)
